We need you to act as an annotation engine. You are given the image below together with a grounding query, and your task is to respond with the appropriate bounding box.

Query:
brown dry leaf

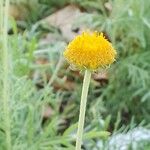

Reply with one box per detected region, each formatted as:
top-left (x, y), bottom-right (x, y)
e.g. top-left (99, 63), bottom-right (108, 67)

top-left (35, 57), bottom-right (49, 65)
top-left (43, 105), bottom-right (54, 119)
top-left (9, 4), bottom-right (28, 20)
top-left (51, 69), bottom-right (80, 91)
top-left (93, 71), bottom-right (108, 84)
top-left (53, 79), bottom-right (75, 91)
top-left (42, 5), bottom-right (85, 41)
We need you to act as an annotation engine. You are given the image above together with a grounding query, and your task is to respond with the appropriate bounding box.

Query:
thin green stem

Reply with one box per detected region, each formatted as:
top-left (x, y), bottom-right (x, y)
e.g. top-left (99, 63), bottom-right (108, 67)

top-left (48, 55), bottom-right (63, 86)
top-left (2, 0), bottom-right (12, 149)
top-left (75, 70), bottom-right (91, 150)
top-left (0, 0), bottom-right (3, 35)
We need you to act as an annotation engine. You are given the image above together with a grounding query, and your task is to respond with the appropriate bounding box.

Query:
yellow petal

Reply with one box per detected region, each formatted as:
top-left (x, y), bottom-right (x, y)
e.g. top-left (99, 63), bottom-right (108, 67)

top-left (64, 31), bottom-right (117, 70)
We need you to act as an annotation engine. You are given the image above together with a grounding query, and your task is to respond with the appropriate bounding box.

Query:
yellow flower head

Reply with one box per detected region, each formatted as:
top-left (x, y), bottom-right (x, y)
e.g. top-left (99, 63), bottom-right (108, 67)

top-left (64, 31), bottom-right (117, 70)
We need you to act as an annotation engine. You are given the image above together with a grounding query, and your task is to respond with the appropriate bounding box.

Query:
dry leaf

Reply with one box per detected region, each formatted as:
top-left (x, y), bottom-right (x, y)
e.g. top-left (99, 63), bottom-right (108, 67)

top-left (42, 5), bottom-right (85, 41)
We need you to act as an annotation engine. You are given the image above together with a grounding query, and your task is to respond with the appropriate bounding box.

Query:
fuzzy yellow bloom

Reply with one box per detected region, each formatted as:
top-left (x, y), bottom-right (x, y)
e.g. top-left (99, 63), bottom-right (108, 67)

top-left (64, 31), bottom-right (117, 70)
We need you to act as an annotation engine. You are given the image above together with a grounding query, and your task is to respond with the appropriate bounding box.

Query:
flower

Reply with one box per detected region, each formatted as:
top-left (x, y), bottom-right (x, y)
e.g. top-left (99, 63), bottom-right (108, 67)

top-left (64, 31), bottom-right (117, 70)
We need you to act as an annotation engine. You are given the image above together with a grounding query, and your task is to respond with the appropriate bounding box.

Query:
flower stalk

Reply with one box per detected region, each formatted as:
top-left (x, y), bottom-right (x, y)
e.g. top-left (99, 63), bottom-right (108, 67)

top-left (0, 0), bottom-right (3, 34)
top-left (75, 70), bottom-right (91, 150)
top-left (63, 31), bottom-right (116, 149)
top-left (1, 0), bottom-right (12, 149)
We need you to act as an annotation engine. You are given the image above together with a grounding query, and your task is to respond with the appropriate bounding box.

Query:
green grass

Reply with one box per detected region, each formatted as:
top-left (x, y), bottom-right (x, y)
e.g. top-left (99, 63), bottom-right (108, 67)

top-left (0, 0), bottom-right (150, 149)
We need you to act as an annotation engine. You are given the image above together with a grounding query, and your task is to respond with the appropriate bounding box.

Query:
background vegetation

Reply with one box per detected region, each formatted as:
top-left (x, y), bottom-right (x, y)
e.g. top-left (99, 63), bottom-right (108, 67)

top-left (0, 0), bottom-right (150, 149)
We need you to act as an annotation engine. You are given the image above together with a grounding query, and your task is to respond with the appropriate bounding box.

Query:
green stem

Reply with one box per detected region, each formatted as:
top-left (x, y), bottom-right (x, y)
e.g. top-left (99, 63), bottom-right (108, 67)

top-left (48, 55), bottom-right (63, 86)
top-left (0, 0), bottom-right (3, 35)
top-left (75, 70), bottom-right (91, 150)
top-left (2, 0), bottom-right (12, 149)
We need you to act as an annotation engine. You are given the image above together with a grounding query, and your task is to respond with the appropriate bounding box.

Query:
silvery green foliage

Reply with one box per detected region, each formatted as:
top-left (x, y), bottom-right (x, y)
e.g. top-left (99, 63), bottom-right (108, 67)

top-left (108, 127), bottom-right (150, 150)
top-left (0, 0), bottom-right (150, 149)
